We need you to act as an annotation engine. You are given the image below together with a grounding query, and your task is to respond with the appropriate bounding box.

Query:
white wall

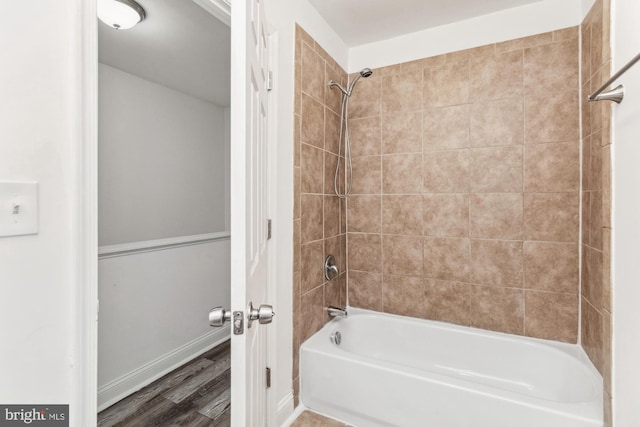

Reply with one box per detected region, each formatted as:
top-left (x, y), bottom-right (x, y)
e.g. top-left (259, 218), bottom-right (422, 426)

top-left (99, 64), bottom-right (228, 245)
top-left (611, 0), bottom-right (640, 423)
top-left (349, 0), bottom-right (582, 72)
top-left (0, 0), bottom-right (76, 406)
top-left (97, 239), bottom-right (230, 409)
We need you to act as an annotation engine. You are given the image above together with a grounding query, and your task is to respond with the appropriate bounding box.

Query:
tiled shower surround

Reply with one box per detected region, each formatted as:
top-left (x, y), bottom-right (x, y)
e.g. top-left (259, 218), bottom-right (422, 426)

top-left (293, 9), bottom-right (612, 418)
top-left (346, 28), bottom-right (581, 342)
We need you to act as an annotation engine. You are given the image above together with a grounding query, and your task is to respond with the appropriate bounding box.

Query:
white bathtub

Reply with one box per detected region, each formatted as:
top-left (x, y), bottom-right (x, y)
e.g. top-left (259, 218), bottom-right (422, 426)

top-left (300, 308), bottom-right (602, 427)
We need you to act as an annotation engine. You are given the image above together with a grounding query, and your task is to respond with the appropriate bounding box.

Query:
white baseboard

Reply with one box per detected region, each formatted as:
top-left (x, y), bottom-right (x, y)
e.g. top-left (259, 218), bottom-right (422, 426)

top-left (280, 403), bottom-right (305, 427)
top-left (98, 328), bottom-right (230, 411)
top-left (276, 392), bottom-right (295, 426)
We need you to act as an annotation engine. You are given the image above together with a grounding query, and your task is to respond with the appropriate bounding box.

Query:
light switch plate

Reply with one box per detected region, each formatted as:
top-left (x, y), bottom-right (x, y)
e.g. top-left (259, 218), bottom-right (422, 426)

top-left (0, 182), bottom-right (39, 237)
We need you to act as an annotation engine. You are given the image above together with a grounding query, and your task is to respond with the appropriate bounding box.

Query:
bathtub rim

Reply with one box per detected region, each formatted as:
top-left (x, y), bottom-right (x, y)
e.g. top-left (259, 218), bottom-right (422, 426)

top-left (318, 306), bottom-right (601, 372)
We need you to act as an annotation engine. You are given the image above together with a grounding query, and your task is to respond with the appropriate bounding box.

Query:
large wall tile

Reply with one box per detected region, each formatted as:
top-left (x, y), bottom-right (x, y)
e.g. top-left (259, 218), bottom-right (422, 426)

top-left (301, 42), bottom-right (325, 102)
top-left (524, 142), bottom-right (580, 192)
top-left (383, 275), bottom-right (426, 318)
top-left (423, 150), bottom-right (469, 193)
top-left (524, 192), bottom-right (579, 242)
top-left (525, 91), bottom-right (579, 144)
top-left (582, 245), bottom-right (603, 308)
top-left (470, 193), bottom-right (523, 240)
top-left (348, 270), bottom-right (382, 310)
top-left (425, 279), bottom-right (471, 326)
top-left (470, 239), bottom-right (524, 288)
top-left (324, 108), bottom-right (341, 155)
top-left (351, 156), bottom-right (381, 194)
top-left (324, 195), bottom-right (340, 238)
top-left (382, 154), bottom-right (423, 194)
top-left (383, 235), bottom-right (424, 276)
top-left (524, 39), bottom-right (579, 92)
top-left (300, 286), bottom-right (324, 342)
top-left (301, 94), bottom-right (325, 148)
top-left (301, 143), bottom-right (324, 194)
top-left (524, 291), bottom-right (578, 342)
top-left (348, 195), bottom-right (381, 233)
top-left (300, 194), bottom-right (323, 243)
top-left (382, 72), bottom-right (423, 114)
top-left (324, 152), bottom-right (339, 195)
top-left (423, 105), bottom-right (470, 150)
top-left (423, 194), bottom-right (469, 238)
top-left (469, 51), bottom-right (523, 101)
top-left (382, 111), bottom-right (422, 154)
top-left (470, 98), bottom-right (524, 147)
top-left (301, 240), bottom-right (324, 293)
top-left (349, 233), bottom-right (382, 272)
top-left (349, 117), bottom-right (381, 157)
top-left (382, 195), bottom-right (423, 235)
top-left (523, 242), bottom-right (578, 293)
top-left (469, 285), bottom-right (524, 335)
top-left (424, 60), bottom-right (470, 107)
top-left (469, 146), bottom-right (523, 193)
top-left (424, 237), bottom-right (470, 282)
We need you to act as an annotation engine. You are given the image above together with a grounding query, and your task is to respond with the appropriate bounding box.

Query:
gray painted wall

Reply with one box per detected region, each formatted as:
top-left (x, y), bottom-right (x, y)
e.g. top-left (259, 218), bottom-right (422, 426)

top-left (98, 63), bottom-right (228, 246)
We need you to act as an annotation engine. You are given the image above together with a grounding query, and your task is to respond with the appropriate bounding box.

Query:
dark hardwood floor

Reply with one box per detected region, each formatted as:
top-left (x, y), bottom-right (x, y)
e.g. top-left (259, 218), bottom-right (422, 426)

top-left (98, 340), bottom-right (231, 427)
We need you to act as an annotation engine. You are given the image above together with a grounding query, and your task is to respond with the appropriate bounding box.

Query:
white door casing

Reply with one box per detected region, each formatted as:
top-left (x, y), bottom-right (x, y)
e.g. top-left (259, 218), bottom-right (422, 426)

top-left (230, 0), bottom-right (271, 425)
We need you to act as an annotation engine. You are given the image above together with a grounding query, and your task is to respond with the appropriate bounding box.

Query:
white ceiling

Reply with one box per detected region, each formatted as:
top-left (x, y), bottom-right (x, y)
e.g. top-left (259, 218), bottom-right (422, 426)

top-left (308, 0), bottom-right (543, 47)
top-left (99, 0), bottom-right (230, 107)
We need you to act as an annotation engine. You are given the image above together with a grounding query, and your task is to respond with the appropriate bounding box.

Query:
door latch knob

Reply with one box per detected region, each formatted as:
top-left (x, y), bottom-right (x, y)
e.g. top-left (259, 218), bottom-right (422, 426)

top-left (247, 302), bottom-right (275, 327)
top-left (209, 306), bottom-right (232, 327)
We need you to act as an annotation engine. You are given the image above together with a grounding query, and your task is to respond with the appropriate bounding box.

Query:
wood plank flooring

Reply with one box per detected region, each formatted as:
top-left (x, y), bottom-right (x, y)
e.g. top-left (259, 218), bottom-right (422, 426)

top-left (98, 340), bottom-right (231, 427)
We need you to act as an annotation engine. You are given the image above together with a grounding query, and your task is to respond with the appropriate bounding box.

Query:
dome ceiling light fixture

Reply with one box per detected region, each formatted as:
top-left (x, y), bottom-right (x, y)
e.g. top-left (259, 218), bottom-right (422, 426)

top-left (98, 0), bottom-right (146, 30)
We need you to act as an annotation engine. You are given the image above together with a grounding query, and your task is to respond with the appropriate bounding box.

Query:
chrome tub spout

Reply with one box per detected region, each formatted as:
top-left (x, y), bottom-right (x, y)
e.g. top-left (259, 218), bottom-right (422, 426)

top-left (327, 306), bottom-right (348, 319)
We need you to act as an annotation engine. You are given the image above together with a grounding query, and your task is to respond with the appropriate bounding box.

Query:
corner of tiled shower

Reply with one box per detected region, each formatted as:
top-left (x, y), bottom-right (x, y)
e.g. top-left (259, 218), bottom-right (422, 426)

top-left (581, 0), bottom-right (613, 424)
top-left (292, 23), bottom-right (349, 406)
top-left (293, 0), bottom-right (612, 421)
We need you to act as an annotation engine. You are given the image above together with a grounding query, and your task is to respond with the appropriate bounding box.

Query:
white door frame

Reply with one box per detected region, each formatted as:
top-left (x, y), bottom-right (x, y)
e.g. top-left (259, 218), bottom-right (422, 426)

top-left (75, 0), bottom-right (279, 425)
top-left (75, 0), bottom-right (98, 425)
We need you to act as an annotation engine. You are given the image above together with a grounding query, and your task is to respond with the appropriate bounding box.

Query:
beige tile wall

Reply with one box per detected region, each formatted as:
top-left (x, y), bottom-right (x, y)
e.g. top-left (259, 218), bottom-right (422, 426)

top-left (581, 0), bottom-right (612, 425)
top-left (292, 25), bottom-right (348, 406)
top-left (346, 27), bottom-right (581, 342)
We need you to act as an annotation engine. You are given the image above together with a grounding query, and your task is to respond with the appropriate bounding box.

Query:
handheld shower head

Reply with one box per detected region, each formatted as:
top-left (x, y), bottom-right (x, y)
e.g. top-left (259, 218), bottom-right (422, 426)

top-left (347, 68), bottom-right (373, 94)
top-left (329, 68), bottom-right (373, 97)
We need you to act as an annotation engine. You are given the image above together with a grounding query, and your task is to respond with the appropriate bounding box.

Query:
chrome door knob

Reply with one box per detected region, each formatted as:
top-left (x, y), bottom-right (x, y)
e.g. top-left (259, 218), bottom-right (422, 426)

top-left (209, 306), bottom-right (232, 327)
top-left (247, 302), bottom-right (275, 327)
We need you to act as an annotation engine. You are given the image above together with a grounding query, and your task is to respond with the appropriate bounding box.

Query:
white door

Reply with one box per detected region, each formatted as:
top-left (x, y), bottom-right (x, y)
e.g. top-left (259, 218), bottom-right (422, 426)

top-left (230, 0), bottom-right (271, 425)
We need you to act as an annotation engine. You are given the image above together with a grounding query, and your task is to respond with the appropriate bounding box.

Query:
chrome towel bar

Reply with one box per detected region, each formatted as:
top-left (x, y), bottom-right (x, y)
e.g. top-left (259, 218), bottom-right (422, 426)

top-left (588, 52), bottom-right (640, 104)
